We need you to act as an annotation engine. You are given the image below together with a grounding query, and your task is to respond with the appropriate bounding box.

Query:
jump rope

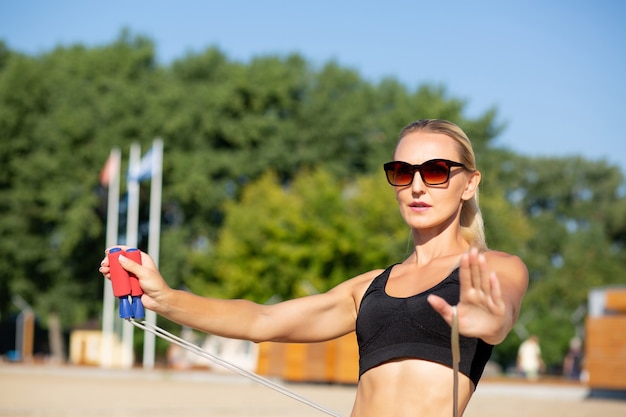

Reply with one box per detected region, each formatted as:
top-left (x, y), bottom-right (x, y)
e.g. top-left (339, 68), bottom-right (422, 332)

top-left (109, 248), bottom-right (461, 417)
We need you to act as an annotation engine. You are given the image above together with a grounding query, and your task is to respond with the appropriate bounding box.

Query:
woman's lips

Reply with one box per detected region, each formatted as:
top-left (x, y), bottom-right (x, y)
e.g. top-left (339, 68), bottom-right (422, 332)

top-left (409, 201), bottom-right (431, 211)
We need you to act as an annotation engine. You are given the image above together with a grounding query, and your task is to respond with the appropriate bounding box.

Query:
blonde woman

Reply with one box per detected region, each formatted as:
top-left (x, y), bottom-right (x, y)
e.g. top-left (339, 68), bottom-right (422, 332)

top-left (100, 119), bottom-right (528, 417)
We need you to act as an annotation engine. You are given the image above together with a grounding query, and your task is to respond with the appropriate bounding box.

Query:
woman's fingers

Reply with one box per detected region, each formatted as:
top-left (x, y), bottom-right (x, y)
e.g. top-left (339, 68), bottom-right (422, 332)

top-left (469, 248), bottom-right (482, 290)
top-left (118, 253), bottom-right (137, 271)
top-left (460, 248), bottom-right (492, 296)
top-left (477, 252), bottom-right (492, 294)
top-left (488, 271), bottom-right (503, 306)
top-left (99, 247), bottom-right (157, 282)
top-left (427, 294), bottom-right (453, 325)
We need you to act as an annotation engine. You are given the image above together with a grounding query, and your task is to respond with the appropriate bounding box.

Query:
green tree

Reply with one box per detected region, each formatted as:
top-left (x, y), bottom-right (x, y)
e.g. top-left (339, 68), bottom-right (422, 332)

top-left (0, 32), bottom-right (163, 325)
top-left (186, 168), bottom-right (406, 302)
top-left (501, 156), bottom-right (626, 367)
top-left (1, 32), bottom-right (624, 372)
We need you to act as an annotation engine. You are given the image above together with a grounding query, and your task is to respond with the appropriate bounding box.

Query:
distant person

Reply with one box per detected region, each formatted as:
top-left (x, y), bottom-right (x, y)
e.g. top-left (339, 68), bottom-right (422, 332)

top-left (563, 337), bottom-right (583, 380)
top-left (517, 335), bottom-right (544, 380)
top-left (100, 119), bottom-right (529, 417)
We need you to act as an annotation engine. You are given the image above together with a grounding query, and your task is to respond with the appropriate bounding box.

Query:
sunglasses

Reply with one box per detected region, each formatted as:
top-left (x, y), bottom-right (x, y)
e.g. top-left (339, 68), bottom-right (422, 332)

top-left (383, 159), bottom-right (466, 186)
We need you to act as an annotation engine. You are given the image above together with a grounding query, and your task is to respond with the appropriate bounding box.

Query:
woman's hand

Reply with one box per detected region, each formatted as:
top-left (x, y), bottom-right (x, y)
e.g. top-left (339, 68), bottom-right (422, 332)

top-left (99, 247), bottom-right (172, 314)
top-left (427, 247), bottom-right (527, 345)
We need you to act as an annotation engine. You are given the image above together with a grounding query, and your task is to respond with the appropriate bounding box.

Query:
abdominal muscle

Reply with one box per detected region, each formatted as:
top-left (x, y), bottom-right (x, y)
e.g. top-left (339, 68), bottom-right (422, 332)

top-left (349, 358), bottom-right (474, 417)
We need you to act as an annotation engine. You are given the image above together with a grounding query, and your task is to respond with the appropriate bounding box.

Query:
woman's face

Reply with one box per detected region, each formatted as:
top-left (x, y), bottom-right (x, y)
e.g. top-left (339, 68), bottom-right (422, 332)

top-left (392, 131), bottom-right (479, 232)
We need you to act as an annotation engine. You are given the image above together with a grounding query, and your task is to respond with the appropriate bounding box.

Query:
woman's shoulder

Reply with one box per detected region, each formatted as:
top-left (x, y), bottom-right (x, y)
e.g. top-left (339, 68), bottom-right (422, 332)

top-left (484, 249), bottom-right (525, 266)
top-left (350, 268), bottom-right (388, 289)
top-left (330, 267), bottom-right (388, 306)
top-left (484, 250), bottom-right (528, 282)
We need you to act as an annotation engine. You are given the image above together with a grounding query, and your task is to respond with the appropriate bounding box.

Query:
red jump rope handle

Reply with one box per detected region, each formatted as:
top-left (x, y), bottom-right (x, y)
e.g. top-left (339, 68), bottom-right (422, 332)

top-left (108, 248), bottom-right (132, 318)
top-left (108, 248), bottom-right (130, 297)
top-left (124, 248), bottom-right (145, 319)
top-left (124, 248), bottom-right (144, 296)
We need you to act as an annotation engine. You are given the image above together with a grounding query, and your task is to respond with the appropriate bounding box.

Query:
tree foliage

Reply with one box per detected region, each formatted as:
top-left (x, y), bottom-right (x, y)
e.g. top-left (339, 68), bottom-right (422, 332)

top-left (186, 169), bottom-right (407, 303)
top-left (1, 32), bottom-right (625, 369)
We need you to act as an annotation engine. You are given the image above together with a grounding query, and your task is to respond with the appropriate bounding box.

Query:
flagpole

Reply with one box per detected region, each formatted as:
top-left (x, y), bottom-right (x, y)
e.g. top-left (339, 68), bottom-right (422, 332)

top-left (122, 142), bottom-right (141, 368)
top-left (101, 148), bottom-right (121, 368)
top-left (143, 138), bottom-right (163, 370)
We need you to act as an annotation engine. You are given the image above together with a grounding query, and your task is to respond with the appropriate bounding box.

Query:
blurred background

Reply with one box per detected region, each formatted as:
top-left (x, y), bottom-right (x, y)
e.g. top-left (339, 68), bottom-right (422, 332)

top-left (0, 0), bottom-right (625, 389)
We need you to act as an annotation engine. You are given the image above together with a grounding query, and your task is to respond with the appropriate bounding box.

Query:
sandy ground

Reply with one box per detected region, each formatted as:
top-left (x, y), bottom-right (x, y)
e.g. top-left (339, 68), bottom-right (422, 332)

top-left (1, 364), bottom-right (625, 417)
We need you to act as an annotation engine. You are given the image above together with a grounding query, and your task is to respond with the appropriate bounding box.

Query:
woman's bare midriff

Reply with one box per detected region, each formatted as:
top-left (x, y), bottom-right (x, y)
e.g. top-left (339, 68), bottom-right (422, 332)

top-left (350, 359), bottom-right (474, 417)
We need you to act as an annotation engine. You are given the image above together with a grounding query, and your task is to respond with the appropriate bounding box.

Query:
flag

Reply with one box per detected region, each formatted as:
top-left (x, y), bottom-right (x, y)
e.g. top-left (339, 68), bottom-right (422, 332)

top-left (128, 147), bottom-right (154, 182)
top-left (99, 153), bottom-right (120, 187)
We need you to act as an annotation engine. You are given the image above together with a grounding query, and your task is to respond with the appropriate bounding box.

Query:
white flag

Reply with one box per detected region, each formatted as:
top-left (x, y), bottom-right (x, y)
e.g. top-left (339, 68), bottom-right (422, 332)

top-left (128, 147), bottom-right (154, 182)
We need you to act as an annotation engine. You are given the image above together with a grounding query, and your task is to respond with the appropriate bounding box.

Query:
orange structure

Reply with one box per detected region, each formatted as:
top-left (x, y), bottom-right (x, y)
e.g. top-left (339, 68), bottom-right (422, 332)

top-left (256, 332), bottom-right (359, 384)
top-left (585, 287), bottom-right (626, 392)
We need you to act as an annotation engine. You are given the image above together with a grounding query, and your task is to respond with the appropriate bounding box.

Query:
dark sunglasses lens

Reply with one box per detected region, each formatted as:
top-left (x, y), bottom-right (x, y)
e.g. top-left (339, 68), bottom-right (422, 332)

top-left (421, 160), bottom-right (450, 184)
top-left (387, 162), bottom-right (415, 185)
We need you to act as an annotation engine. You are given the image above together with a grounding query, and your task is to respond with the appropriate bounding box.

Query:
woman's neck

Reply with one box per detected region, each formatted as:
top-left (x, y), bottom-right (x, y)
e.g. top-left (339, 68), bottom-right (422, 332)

top-left (408, 229), bottom-right (469, 267)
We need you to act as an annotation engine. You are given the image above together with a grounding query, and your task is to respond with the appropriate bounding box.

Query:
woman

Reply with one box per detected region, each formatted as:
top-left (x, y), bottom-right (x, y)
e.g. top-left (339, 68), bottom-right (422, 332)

top-left (100, 119), bottom-right (528, 417)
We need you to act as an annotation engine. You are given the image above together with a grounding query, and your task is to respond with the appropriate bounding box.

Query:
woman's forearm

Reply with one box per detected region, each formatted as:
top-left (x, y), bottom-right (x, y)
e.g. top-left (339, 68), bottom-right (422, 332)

top-left (154, 289), bottom-right (268, 341)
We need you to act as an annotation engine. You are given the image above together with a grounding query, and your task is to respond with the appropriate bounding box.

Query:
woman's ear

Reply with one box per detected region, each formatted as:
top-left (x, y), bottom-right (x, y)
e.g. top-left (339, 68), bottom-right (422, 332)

top-left (461, 170), bottom-right (481, 201)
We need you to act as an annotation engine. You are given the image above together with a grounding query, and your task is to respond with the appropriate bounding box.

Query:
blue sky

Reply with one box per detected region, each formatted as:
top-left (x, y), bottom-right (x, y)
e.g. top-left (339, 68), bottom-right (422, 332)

top-left (2, 0), bottom-right (625, 174)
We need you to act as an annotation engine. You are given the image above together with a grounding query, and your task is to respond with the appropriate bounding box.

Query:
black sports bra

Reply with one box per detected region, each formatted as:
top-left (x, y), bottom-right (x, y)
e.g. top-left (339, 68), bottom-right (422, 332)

top-left (356, 264), bottom-right (493, 386)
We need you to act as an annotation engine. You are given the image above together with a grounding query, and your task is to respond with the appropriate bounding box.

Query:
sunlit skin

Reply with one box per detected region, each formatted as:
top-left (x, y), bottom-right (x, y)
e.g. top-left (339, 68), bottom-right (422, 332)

top-left (100, 131), bottom-right (528, 416)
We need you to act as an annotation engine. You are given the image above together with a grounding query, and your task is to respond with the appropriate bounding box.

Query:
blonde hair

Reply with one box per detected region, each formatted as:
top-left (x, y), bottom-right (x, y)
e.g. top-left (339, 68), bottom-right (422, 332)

top-left (397, 119), bottom-right (487, 251)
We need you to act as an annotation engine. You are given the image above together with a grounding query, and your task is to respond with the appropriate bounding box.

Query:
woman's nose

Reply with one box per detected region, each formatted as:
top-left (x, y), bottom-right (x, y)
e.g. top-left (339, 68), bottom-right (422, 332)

top-left (411, 171), bottom-right (426, 192)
